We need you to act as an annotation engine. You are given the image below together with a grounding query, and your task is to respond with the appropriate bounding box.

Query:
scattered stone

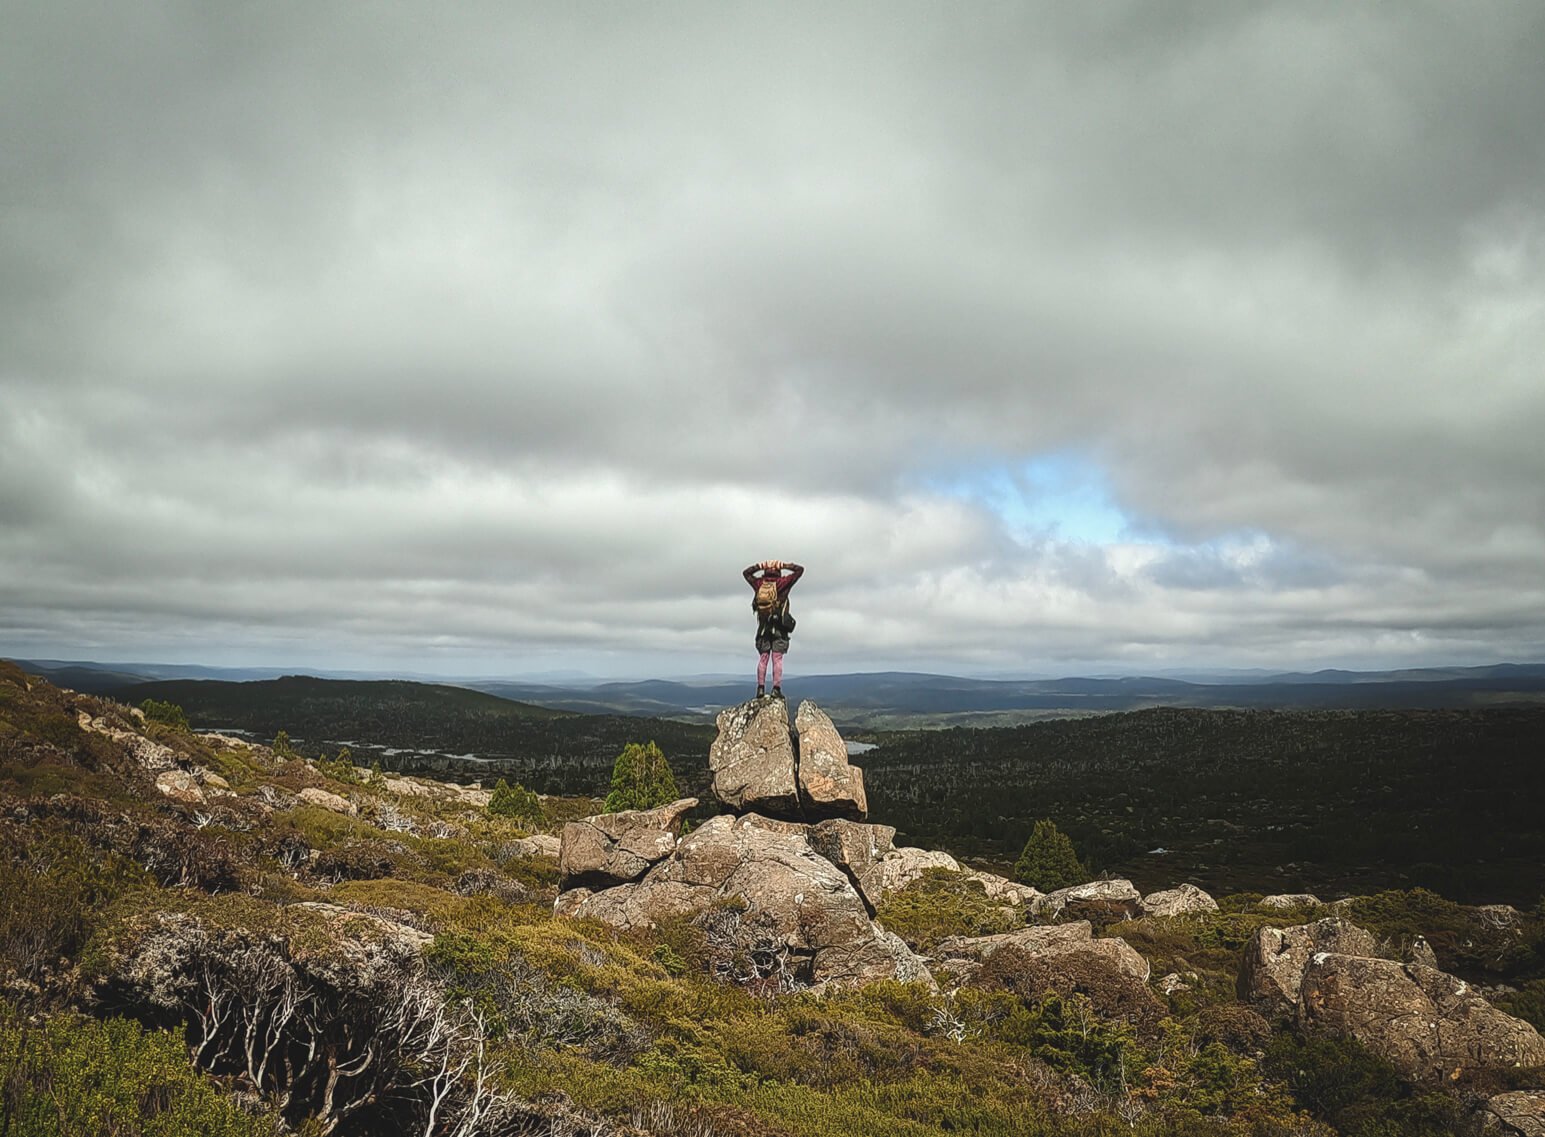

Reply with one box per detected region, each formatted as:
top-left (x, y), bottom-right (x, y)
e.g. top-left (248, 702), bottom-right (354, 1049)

top-left (1140, 883), bottom-right (1218, 919)
top-left (77, 711), bottom-right (180, 772)
top-left (1037, 878), bottom-right (1143, 924)
top-left (506, 834), bottom-right (561, 859)
top-left (297, 787), bottom-right (358, 816)
top-left (558, 797), bottom-right (697, 889)
top-left (1300, 954), bottom-right (1545, 1083)
top-left (1239, 917), bottom-right (1379, 1011)
top-left (197, 769), bottom-right (231, 791)
top-left (1259, 893), bottom-right (1323, 910)
top-left (154, 770), bottom-right (206, 806)
top-left (969, 933), bottom-right (1159, 1029)
top-left (792, 701), bottom-right (867, 820)
top-left (1157, 972), bottom-right (1193, 997)
top-left (709, 699), bottom-right (801, 817)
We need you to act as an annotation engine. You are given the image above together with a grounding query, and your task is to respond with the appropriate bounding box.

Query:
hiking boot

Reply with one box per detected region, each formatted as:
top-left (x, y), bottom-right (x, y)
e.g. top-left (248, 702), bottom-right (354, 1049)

top-left (771, 686), bottom-right (784, 700)
top-left (756, 684), bottom-right (765, 698)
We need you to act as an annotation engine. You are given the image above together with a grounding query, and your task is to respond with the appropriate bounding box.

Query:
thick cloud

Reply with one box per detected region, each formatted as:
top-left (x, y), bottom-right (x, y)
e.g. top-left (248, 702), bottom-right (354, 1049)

top-left (3, 2), bottom-right (1543, 675)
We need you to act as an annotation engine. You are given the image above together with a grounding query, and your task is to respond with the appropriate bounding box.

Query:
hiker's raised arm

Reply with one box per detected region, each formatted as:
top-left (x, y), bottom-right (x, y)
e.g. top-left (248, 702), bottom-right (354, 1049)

top-left (744, 563), bottom-right (762, 586)
top-left (781, 563), bottom-right (805, 586)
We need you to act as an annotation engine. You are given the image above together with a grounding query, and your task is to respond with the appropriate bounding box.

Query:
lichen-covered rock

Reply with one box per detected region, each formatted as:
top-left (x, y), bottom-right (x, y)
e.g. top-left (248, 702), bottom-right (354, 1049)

top-left (856, 847), bottom-right (961, 908)
top-left (807, 818), bottom-right (896, 875)
top-left (76, 710), bottom-right (180, 772)
top-left (1259, 893), bottom-right (1323, 910)
top-left (506, 834), bottom-right (562, 859)
top-left (962, 927), bottom-right (1159, 1029)
top-left (1480, 1091), bottom-right (1545, 1136)
top-left (934, 920), bottom-right (1098, 964)
top-left (558, 797), bottom-right (697, 889)
top-left (1141, 883), bottom-right (1218, 919)
top-left (155, 769), bottom-right (206, 805)
top-left (556, 814), bottom-right (932, 990)
top-left (1238, 917), bottom-right (1381, 1011)
top-left (297, 786), bottom-right (357, 816)
top-left (792, 700), bottom-right (867, 820)
top-left (1300, 954), bottom-right (1545, 1083)
top-left (962, 870), bottom-right (1043, 909)
top-left (709, 699), bottom-right (800, 817)
top-left (1037, 878), bottom-right (1143, 924)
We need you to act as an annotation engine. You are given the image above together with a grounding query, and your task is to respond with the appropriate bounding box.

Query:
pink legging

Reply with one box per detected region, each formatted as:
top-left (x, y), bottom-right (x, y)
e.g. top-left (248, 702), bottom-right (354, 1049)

top-left (757, 651), bottom-right (784, 688)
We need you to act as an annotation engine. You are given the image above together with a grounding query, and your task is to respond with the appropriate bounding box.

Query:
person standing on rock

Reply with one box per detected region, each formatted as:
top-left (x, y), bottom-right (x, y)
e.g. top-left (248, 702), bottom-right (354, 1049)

top-left (743, 559), bottom-right (803, 699)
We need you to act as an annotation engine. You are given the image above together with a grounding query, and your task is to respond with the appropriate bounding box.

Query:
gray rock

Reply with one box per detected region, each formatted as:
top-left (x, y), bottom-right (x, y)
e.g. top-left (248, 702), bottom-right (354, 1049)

top-left (1259, 893), bottom-right (1323, 910)
top-left (709, 699), bottom-right (800, 817)
top-left (1300, 954), bottom-right (1545, 1083)
top-left (154, 770), bottom-right (206, 806)
top-left (1480, 1091), bottom-right (1545, 1136)
top-left (962, 870), bottom-right (1043, 909)
top-left (1036, 878), bottom-right (1143, 924)
top-left (1140, 883), bottom-right (1219, 919)
top-left (856, 847), bottom-right (961, 908)
top-left (558, 797), bottom-right (697, 889)
top-left (792, 700), bottom-right (867, 820)
top-left (297, 787), bottom-right (357, 816)
top-left (1238, 917), bottom-right (1381, 1011)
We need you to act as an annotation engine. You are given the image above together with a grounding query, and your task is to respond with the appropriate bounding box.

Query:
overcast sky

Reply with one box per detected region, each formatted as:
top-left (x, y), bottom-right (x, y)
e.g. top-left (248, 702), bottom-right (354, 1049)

top-left (3, 2), bottom-right (1543, 679)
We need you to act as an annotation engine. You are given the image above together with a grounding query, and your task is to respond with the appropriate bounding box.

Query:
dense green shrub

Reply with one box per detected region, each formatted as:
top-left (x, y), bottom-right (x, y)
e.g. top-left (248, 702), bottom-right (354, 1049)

top-left (1263, 1031), bottom-right (1478, 1137)
top-left (874, 868), bottom-right (1020, 951)
top-left (0, 1001), bottom-right (277, 1136)
top-left (603, 741), bottom-right (679, 812)
top-left (489, 778), bottom-right (544, 826)
top-left (139, 699), bottom-right (190, 732)
top-left (1013, 819), bottom-right (1087, 891)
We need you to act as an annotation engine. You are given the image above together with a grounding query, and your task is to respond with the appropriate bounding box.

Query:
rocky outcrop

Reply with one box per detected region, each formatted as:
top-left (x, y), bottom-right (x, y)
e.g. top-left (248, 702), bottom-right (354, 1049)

top-left (556, 814), bottom-right (932, 990)
top-left (155, 770), bottom-right (207, 805)
top-left (792, 701), bottom-right (867, 819)
top-left (1036, 878), bottom-right (1143, 924)
top-left (558, 797), bottom-right (696, 889)
top-left (709, 699), bottom-right (801, 816)
top-left (1140, 883), bottom-right (1218, 919)
top-left (1481, 1091), bottom-right (1545, 1136)
top-left (1300, 954), bottom-right (1545, 1083)
top-left (504, 833), bottom-right (561, 859)
top-left (1238, 917), bottom-right (1379, 1011)
top-left (708, 698), bottom-right (870, 821)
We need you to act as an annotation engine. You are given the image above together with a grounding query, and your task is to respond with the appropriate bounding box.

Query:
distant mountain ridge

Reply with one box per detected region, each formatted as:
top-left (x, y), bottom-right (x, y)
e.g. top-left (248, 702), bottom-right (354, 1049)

top-left (12, 657), bottom-right (1545, 726)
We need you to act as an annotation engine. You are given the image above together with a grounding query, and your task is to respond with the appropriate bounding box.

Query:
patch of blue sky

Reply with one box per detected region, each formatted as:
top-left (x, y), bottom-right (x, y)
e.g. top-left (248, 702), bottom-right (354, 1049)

top-left (926, 451), bottom-right (1135, 545)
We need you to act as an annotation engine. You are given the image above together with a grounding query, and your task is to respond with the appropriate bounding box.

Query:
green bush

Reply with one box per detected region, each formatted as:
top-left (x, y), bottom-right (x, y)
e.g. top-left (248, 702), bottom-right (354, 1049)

top-left (602, 741), bottom-right (679, 813)
top-left (874, 868), bottom-right (1020, 951)
top-left (1013, 819), bottom-right (1087, 891)
top-left (139, 699), bottom-right (189, 732)
top-left (0, 1001), bottom-right (277, 1136)
top-left (489, 778), bottom-right (544, 826)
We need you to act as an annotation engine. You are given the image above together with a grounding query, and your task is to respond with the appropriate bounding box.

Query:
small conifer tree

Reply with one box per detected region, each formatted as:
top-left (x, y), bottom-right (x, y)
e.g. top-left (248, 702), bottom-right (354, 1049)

top-left (140, 698), bottom-right (189, 731)
top-left (1014, 818), bottom-right (1088, 891)
top-left (488, 778), bottom-right (543, 826)
top-left (603, 741), bottom-right (679, 813)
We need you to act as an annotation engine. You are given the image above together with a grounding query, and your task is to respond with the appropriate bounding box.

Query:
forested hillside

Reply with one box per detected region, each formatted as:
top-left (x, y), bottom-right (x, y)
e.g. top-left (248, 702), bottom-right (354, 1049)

top-left (860, 707), bottom-right (1545, 906)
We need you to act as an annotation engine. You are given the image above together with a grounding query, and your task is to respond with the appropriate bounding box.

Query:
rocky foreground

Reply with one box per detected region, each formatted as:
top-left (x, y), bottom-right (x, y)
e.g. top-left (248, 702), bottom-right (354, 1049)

top-left (2, 664), bottom-right (1543, 1137)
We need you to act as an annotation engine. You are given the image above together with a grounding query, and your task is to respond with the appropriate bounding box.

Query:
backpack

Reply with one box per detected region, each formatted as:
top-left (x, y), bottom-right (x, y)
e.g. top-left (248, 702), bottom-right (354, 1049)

top-left (753, 577), bottom-right (795, 635)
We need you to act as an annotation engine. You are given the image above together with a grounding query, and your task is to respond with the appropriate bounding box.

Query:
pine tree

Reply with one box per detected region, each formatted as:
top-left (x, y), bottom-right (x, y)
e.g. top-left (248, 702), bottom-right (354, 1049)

top-left (1013, 818), bottom-right (1088, 891)
top-left (603, 741), bottom-right (679, 813)
top-left (488, 778), bottom-right (543, 826)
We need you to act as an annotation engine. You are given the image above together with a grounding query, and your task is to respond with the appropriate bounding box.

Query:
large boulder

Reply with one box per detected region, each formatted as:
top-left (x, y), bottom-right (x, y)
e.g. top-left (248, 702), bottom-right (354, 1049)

top-left (1036, 878), bottom-right (1143, 924)
top-left (709, 699), bottom-right (801, 817)
top-left (1258, 893), bottom-right (1323, 910)
top-left (1238, 917), bottom-right (1379, 1011)
top-left (558, 797), bottom-right (697, 889)
top-left (557, 814), bottom-right (932, 990)
top-left (1300, 954), bottom-right (1545, 1083)
top-left (792, 701), bottom-right (867, 820)
top-left (1140, 883), bottom-right (1219, 919)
